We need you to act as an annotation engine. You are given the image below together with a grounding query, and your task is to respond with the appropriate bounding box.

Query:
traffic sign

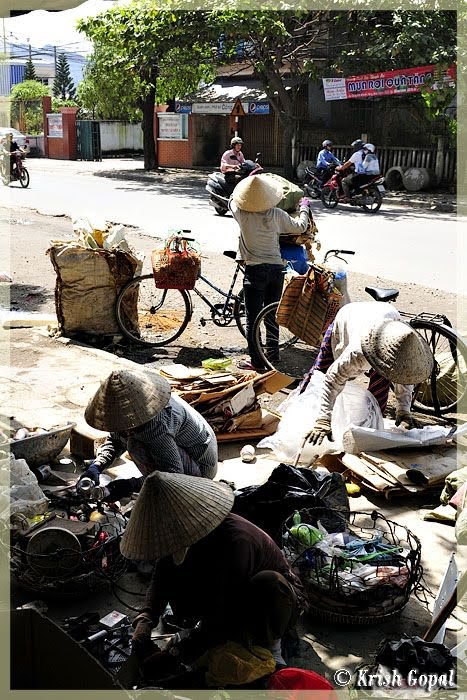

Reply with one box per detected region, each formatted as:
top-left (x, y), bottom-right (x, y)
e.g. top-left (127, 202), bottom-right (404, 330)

top-left (231, 98), bottom-right (246, 116)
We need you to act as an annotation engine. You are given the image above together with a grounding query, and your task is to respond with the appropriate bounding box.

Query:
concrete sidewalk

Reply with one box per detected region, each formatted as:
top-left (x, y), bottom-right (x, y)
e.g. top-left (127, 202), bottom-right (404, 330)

top-left (3, 323), bottom-right (466, 682)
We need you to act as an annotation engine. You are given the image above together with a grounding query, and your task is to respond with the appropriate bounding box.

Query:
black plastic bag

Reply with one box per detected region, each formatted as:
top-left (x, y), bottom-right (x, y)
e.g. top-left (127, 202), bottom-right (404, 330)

top-left (232, 463), bottom-right (349, 544)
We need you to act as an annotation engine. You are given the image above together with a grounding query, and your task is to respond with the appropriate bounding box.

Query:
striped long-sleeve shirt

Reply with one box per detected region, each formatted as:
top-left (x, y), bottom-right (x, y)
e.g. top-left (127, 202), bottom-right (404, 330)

top-left (93, 394), bottom-right (217, 479)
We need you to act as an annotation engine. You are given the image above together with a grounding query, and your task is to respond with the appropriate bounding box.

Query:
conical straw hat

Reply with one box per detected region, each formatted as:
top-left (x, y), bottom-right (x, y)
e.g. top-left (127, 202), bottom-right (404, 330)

top-left (120, 471), bottom-right (234, 561)
top-left (231, 175), bottom-right (283, 212)
top-left (361, 319), bottom-right (434, 384)
top-left (85, 369), bottom-right (171, 432)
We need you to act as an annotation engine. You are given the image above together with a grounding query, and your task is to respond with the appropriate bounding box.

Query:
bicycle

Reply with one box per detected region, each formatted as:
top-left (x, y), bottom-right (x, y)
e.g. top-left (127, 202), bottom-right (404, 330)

top-left (115, 242), bottom-right (246, 347)
top-left (252, 252), bottom-right (467, 416)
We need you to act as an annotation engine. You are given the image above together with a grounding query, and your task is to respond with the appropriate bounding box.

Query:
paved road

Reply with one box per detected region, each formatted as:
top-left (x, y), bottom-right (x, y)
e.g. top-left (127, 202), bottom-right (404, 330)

top-left (1, 157), bottom-right (463, 295)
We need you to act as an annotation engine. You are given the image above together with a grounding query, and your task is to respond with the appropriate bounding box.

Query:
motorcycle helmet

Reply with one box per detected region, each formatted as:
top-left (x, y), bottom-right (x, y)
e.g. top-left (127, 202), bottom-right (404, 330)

top-left (351, 139), bottom-right (364, 150)
top-left (230, 137), bottom-right (244, 147)
top-left (322, 139), bottom-right (333, 148)
top-left (364, 143), bottom-right (375, 153)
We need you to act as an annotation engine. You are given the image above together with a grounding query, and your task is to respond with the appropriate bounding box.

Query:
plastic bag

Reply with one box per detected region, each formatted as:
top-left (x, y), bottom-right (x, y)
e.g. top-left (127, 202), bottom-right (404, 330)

top-left (201, 357), bottom-right (232, 371)
top-left (0, 454), bottom-right (48, 521)
top-left (258, 372), bottom-right (383, 463)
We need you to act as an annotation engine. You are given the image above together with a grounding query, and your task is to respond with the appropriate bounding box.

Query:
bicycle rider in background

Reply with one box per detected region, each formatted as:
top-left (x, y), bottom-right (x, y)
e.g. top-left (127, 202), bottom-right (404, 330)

top-left (316, 139), bottom-right (341, 185)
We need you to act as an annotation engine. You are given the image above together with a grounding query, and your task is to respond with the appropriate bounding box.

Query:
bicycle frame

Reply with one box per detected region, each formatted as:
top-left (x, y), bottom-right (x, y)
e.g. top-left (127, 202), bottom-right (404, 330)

top-left (190, 262), bottom-right (244, 319)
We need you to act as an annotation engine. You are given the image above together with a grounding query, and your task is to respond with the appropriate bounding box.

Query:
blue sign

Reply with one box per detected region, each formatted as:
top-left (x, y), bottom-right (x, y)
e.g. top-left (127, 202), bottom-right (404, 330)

top-left (248, 102), bottom-right (270, 114)
top-left (175, 103), bottom-right (192, 114)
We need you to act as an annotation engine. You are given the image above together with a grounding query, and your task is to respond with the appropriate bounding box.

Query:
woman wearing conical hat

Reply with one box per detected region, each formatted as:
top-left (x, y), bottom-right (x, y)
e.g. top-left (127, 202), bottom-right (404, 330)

top-left (121, 471), bottom-right (306, 667)
top-left (77, 369), bottom-right (217, 500)
top-left (229, 175), bottom-right (312, 371)
top-left (301, 301), bottom-right (434, 445)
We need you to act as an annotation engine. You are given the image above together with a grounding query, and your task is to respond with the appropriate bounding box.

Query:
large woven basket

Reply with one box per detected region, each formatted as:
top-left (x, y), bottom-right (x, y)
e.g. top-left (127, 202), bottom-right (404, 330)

top-left (282, 508), bottom-right (422, 625)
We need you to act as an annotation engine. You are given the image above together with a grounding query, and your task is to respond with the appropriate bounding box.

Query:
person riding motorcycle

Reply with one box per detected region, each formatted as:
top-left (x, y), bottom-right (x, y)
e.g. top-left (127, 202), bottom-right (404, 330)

top-left (316, 140), bottom-right (341, 184)
top-left (221, 137), bottom-right (246, 184)
top-left (2, 132), bottom-right (23, 176)
top-left (351, 143), bottom-right (381, 190)
top-left (335, 139), bottom-right (366, 202)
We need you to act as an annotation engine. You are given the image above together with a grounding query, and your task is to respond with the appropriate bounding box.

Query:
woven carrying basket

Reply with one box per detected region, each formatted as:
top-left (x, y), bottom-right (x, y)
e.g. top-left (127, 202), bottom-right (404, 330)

top-left (282, 508), bottom-right (422, 626)
top-left (275, 265), bottom-right (342, 347)
top-left (152, 236), bottom-right (201, 290)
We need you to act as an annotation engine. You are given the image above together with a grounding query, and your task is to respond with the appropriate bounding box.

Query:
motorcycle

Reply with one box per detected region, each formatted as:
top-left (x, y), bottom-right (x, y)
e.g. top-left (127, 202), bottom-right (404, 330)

top-left (321, 169), bottom-right (385, 213)
top-left (1, 149), bottom-right (30, 188)
top-left (206, 153), bottom-right (263, 216)
top-left (302, 163), bottom-right (338, 199)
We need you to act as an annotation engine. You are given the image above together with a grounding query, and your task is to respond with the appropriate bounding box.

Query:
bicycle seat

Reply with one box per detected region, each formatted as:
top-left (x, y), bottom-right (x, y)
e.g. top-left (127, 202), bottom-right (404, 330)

top-left (223, 250), bottom-right (237, 260)
top-left (365, 286), bottom-right (399, 302)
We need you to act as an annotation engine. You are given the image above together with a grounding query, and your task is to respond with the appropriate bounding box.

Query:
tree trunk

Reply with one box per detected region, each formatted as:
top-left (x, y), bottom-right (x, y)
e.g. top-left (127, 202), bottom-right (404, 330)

top-left (281, 118), bottom-right (295, 181)
top-left (142, 86), bottom-right (157, 171)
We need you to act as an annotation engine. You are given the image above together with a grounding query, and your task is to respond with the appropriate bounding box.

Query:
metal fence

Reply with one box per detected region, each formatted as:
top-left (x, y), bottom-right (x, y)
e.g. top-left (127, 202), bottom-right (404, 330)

top-left (294, 143), bottom-right (456, 185)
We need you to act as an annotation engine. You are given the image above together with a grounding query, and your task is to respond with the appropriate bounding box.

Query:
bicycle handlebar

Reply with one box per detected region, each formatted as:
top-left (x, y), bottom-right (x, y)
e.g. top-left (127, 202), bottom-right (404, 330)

top-left (323, 249), bottom-right (355, 262)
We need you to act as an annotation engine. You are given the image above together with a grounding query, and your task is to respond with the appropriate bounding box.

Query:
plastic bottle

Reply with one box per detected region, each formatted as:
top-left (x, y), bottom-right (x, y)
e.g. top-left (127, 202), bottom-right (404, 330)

top-left (292, 510), bottom-right (301, 526)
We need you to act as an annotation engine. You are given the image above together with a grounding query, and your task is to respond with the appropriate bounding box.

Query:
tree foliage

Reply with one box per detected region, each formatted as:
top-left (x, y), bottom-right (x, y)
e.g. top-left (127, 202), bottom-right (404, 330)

top-left (53, 53), bottom-right (76, 101)
top-left (10, 80), bottom-right (49, 134)
top-left (210, 10), bottom-right (330, 178)
top-left (332, 10), bottom-right (456, 73)
top-left (24, 57), bottom-right (36, 81)
top-left (77, 2), bottom-right (218, 169)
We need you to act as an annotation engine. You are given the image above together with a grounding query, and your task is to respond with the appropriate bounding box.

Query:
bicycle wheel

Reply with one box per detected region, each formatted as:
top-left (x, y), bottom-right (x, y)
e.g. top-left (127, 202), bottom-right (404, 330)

top-left (321, 186), bottom-right (338, 209)
top-left (19, 167), bottom-right (29, 188)
top-left (410, 320), bottom-right (467, 415)
top-left (233, 288), bottom-right (246, 337)
top-left (116, 274), bottom-right (191, 347)
top-left (252, 302), bottom-right (316, 377)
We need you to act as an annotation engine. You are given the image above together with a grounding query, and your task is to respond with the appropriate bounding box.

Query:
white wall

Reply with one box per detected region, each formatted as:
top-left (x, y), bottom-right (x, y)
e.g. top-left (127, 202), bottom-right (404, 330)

top-left (99, 121), bottom-right (143, 153)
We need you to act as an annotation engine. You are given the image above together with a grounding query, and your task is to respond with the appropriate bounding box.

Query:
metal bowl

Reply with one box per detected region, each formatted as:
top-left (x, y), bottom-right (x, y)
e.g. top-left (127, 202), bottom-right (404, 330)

top-left (7, 423), bottom-right (76, 467)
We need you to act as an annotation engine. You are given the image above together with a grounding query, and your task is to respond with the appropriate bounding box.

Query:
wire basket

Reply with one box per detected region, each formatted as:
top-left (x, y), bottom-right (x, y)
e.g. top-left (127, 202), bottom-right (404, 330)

top-left (10, 521), bottom-right (127, 599)
top-left (282, 508), bottom-right (422, 625)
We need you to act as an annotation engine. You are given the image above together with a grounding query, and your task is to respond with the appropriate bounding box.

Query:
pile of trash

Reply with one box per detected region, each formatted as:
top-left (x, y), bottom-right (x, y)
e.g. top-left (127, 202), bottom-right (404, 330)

top-left (159, 363), bottom-right (292, 441)
top-left (283, 508), bottom-right (421, 622)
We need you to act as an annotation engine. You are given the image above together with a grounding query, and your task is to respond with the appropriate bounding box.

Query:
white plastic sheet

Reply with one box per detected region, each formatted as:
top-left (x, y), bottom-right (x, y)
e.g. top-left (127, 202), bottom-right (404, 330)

top-left (342, 421), bottom-right (464, 454)
top-left (258, 372), bottom-right (383, 463)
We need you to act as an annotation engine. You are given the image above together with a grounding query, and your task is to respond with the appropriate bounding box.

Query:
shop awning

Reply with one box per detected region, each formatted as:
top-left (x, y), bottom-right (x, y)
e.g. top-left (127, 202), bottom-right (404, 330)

top-left (176, 83), bottom-right (270, 115)
top-left (0, 0), bottom-right (86, 16)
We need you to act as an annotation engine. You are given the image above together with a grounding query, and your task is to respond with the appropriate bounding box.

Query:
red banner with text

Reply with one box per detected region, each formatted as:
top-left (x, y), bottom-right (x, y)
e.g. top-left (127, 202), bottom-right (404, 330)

top-left (323, 65), bottom-right (456, 101)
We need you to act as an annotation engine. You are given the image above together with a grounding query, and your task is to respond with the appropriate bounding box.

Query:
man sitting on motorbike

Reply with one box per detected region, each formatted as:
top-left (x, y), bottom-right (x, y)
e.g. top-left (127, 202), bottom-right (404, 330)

top-left (336, 139), bottom-right (366, 202)
top-left (221, 136), bottom-right (245, 184)
top-left (349, 143), bottom-right (381, 192)
top-left (3, 132), bottom-right (22, 176)
top-left (316, 139), bottom-right (340, 184)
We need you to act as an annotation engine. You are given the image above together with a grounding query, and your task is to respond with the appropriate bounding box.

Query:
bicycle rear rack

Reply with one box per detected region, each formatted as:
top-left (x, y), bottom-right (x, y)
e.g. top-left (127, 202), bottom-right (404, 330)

top-left (401, 311), bottom-right (451, 327)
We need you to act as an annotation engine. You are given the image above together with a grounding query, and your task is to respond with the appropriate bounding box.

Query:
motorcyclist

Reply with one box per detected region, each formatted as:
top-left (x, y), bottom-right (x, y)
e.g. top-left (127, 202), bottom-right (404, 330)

top-left (316, 139), bottom-right (341, 184)
top-left (336, 139), bottom-right (366, 202)
top-left (220, 136), bottom-right (245, 184)
top-left (3, 132), bottom-right (22, 176)
top-left (352, 143), bottom-right (381, 189)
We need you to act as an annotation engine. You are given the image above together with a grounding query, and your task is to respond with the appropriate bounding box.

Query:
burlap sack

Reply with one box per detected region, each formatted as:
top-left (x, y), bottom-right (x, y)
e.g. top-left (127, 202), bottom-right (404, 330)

top-left (48, 244), bottom-right (142, 336)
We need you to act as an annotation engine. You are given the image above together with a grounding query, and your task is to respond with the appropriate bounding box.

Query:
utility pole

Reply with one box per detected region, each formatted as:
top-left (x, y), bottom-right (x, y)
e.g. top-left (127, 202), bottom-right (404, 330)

top-left (2, 19), bottom-right (6, 55)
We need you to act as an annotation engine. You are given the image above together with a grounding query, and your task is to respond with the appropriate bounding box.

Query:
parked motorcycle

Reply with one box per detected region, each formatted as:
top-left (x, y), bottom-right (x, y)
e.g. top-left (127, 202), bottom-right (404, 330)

top-left (1, 149), bottom-right (30, 188)
top-left (321, 170), bottom-right (385, 213)
top-left (206, 153), bottom-right (262, 216)
top-left (303, 164), bottom-right (337, 199)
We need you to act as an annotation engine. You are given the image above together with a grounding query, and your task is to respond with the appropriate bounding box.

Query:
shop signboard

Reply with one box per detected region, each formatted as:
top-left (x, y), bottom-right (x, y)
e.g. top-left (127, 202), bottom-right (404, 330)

top-left (47, 113), bottom-right (63, 138)
top-left (323, 64), bottom-right (456, 101)
top-left (157, 113), bottom-right (185, 140)
top-left (248, 102), bottom-right (270, 114)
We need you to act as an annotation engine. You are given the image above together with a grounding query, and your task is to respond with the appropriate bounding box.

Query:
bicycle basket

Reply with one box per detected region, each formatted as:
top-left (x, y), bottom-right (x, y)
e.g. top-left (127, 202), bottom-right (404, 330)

top-left (282, 508), bottom-right (421, 625)
top-left (152, 233), bottom-right (201, 290)
top-left (276, 265), bottom-right (342, 347)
